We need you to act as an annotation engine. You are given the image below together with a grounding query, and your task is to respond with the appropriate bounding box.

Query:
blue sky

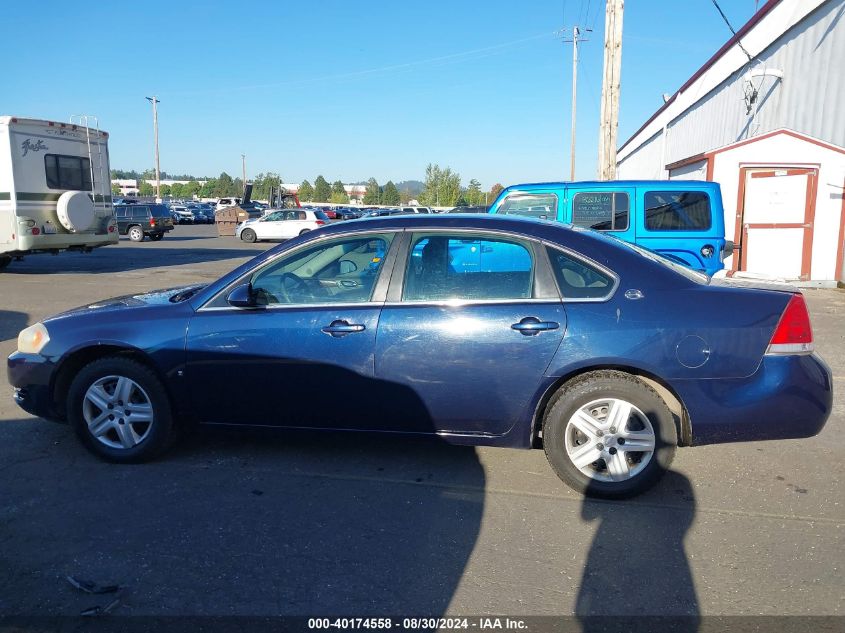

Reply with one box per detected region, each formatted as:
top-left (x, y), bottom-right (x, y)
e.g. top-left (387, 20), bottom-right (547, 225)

top-left (3, 0), bottom-right (758, 187)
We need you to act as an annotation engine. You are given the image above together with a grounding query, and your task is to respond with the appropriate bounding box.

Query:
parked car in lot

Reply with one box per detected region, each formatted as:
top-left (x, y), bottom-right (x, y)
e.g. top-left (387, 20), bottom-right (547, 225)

top-left (114, 204), bottom-right (174, 242)
top-left (334, 206), bottom-right (362, 220)
top-left (448, 205), bottom-right (489, 213)
top-left (170, 205), bottom-right (195, 225)
top-left (489, 180), bottom-right (731, 275)
top-left (215, 197), bottom-right (241, 211)
top-left (7, 215), bottom-right (832, 498)
top-left (236, 208), bottom-right (329, 242)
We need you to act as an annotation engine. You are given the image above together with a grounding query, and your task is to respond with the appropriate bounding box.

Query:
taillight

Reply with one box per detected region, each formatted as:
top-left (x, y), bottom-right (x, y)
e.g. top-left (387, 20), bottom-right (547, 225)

top-left (316, 220), bottom-right (326, 226)
top-left (767, 293), bottom-right (814, 355)
top-left (31, 227), bottom-right (40, 236)
top-left (150, 218), bottom-right (156, 226)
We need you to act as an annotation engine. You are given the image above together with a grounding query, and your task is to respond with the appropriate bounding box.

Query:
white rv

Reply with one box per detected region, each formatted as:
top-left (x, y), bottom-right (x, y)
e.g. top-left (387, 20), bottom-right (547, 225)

top-left (0, 115), bottom-right (118, 270)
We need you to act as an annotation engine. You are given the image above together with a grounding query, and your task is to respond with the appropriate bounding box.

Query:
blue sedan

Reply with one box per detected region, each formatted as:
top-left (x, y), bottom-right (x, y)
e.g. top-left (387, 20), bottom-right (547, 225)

top-left (7, 215), bottom-right (832, 498)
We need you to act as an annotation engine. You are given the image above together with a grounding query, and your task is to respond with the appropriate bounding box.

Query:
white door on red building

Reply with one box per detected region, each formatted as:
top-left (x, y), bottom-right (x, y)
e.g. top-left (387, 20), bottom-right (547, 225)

top-left (738, 168), bottom-right (817, 280)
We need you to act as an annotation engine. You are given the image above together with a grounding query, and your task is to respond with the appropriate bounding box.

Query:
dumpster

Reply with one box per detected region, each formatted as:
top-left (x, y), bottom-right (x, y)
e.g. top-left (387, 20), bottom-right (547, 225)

top-left (215, 206), bottom-right (251, 236)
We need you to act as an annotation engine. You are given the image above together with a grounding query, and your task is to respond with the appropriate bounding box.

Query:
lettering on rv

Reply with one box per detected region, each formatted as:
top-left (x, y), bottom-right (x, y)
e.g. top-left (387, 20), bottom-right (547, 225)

top-left (21, 139), bottom-right (48, 157)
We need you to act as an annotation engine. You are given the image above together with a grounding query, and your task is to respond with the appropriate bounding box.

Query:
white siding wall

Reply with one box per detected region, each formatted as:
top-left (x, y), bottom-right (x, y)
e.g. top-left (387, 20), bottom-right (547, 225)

top-left (616, 130), bottom-right (665, 179)
top-left (664, 0), bottom-right (845, 166)
top-left (617, 0), bottom-right (844, 177)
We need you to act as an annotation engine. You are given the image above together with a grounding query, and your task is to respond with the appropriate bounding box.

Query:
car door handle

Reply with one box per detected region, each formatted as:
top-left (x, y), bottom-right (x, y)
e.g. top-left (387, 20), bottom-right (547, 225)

top-left (511, 317), bottom-right (559, 336)
top-left (322, 320), bottom-right (366, 337)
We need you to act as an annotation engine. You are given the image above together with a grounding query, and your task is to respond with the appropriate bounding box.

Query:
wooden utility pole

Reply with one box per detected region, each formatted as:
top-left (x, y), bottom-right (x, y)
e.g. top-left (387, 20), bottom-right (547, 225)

top-left (598, 0), bottom-right (624, 180)
top-left (562, 26), bottom-right (590, 181)
top-left (145, 96), bottom-right (161, 198)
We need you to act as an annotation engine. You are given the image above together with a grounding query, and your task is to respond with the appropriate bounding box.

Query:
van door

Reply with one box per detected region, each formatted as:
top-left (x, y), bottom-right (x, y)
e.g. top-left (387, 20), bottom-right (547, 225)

top-left (565, 186), bottom-right (635, 244)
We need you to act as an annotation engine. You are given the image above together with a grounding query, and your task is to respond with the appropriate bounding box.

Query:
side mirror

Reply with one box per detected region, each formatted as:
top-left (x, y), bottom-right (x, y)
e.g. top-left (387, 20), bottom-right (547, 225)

top-left (226, 283), bottom-right (258, 308)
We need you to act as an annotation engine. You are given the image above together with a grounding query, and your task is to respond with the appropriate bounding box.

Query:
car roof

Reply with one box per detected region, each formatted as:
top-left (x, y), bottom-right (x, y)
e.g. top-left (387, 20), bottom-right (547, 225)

top-left (323, 213), bottom-right (572, 239)
top-left (500, 180), bottom-right (720, 191)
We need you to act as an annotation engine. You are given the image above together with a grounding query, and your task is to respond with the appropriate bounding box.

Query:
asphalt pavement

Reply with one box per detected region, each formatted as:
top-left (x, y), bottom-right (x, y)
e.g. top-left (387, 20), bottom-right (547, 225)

top-left (0, 224), bottom-right (842, 619)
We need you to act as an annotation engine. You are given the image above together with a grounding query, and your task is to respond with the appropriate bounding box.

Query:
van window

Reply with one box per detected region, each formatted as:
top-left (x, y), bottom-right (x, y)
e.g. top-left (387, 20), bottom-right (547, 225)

top-left (497, 193), bottom-right (558, 219)
top-left (645, 191), bottom-right (711, 231)
top-left (44, 154), bottom-right (92, 191)
top-left (572, 192), bottom-right (629, 231)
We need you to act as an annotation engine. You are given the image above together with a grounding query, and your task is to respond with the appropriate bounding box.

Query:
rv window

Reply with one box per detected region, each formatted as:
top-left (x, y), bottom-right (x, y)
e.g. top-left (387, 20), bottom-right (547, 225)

top-left (645, 191), bottom-right (711, 231)
top-left (44, 154), bottom-right (93, 191)
top-left (572, 192), bottom-right (630, 231)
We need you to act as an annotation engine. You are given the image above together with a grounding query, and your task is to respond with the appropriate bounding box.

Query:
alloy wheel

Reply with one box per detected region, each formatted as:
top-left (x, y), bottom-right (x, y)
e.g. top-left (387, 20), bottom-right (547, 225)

top-left (82, 375), bottom-right (154, 449)
top-left (563, 397), bottom-right (656, 482)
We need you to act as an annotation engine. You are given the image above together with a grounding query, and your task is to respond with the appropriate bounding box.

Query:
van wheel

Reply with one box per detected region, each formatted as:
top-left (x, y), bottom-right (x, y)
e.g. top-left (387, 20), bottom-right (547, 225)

top-left (241, 228), bottom-right (257, 243)
top-left (542, 371), bottom-right (676, 499)
top-left (0, 256), bottom-right (10, 270)
top-left (128, 226), bottom-right (144, 242)
top-left (67, 357), bottom-right (175, 463)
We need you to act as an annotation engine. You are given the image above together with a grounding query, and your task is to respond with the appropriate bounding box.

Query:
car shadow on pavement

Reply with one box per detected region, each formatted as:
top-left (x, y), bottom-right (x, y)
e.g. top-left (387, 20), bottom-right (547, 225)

top-left (1, 246), bottom-right (264, 275)
top-left (0, 310), bottom-right (29, 344)
top-left (577, 470), bottom-right (699, 631)
top-left (0, 420), bottom-right (486, 616)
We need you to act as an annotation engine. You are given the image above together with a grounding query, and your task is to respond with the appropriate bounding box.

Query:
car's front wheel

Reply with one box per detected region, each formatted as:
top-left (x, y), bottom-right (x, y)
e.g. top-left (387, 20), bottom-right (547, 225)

top-left (128, 225), bottom-right (144, 242)
top-left (542, 371), bottom-right (676, 499)
top-left (67, 357), bottom-right (174, 463)
top-left (241, 228), bottom-right (257, 243)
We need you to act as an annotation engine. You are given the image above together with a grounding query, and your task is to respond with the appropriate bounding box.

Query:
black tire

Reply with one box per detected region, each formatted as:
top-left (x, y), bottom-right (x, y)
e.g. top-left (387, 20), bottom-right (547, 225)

top-left (241, 228), bottom-right (257, 243)
top-left (128, 225), bottom-right (144, 242)
top-left (67, 357), bottom-right (175, 463)
top-left (542, 370), bottom-right (676, 499)
top-left (299, 229), bottom-right (311, 236)
top-left (0, 256), bottom-right (11, 270)
top-left (149, 233), bottom-right (164, 241)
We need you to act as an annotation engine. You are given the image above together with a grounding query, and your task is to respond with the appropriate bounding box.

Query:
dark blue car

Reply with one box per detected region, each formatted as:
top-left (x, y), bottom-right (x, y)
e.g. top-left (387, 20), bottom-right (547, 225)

top-left (7, 215), bottom-right (832, 498)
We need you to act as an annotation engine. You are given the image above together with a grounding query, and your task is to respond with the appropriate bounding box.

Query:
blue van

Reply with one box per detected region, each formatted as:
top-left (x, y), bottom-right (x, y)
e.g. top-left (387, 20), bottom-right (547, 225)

top-left (488, 180), bottom-right (732, 275)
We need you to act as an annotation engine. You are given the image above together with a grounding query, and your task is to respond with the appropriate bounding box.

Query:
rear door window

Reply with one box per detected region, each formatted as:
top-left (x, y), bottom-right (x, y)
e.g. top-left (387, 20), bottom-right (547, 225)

top-left (644, 191), bottom-right (711, 231)
top-left (546, 247), bottom-right (615, 300)
top-left (403, 234), bottom-right (533, 302)
top-left (496, 193), bottom-right (558, 219)
top-left (572, 192), bottom-right (630, 231)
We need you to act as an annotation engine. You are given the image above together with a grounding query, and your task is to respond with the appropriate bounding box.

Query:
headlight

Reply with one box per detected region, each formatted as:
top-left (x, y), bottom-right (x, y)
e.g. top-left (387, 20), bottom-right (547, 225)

top-left (17, 323), bottom-right (50, 354)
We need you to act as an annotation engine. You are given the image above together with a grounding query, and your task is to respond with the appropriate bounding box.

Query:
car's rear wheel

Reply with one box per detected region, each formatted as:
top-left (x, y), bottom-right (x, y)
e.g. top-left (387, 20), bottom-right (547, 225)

top-left (149, 233), bottom-right (164, 241)
top-left (241, 228), bottom-right (257, 243)
top-left (67, 357), bottom-right (174, 463)
top-left (128, 225), bottom-right (144, 242)
top-left (542, 371), bottom-right (676, 499)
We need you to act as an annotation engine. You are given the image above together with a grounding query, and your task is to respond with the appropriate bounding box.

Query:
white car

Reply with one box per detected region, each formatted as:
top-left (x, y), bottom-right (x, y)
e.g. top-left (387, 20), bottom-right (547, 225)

top-left (236, 209), bottom-right (329, 242)
top-left (215, 197), bottom-right (242, 211)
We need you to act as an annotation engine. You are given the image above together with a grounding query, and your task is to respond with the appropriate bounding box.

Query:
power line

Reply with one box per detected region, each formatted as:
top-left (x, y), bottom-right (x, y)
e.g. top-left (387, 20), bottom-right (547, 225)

top-left (710, 0), bottom-right (755, 61)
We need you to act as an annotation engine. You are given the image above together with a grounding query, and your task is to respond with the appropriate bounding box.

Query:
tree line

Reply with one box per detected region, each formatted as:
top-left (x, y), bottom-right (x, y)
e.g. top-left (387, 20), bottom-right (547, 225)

top-left (112, 165), bottom-right (505, 207)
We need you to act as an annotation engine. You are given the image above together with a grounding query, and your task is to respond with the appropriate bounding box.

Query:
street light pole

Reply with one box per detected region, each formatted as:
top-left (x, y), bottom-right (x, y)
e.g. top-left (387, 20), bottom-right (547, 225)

top-left (241, 154), bottom-right (246, 186)
top-left (145, 96), bottom-right (161, 199)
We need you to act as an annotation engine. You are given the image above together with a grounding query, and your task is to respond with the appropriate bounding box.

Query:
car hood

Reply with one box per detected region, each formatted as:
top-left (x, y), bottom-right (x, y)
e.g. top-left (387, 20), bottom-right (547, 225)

top-left (46, 284), bottom-right (207, 321)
